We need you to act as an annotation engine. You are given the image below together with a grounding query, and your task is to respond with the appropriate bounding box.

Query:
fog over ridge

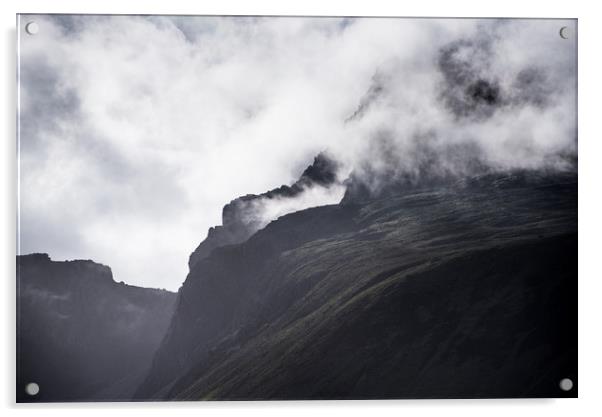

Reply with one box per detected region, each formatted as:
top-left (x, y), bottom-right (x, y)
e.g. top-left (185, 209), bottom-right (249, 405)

top-left (18, 16), bottom-right (576, 289)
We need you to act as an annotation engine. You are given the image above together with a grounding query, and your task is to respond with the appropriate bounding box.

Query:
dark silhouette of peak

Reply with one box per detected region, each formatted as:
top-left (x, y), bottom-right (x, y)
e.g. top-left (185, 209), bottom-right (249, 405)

top-left (136, 171), bottom-right (576, 400)
top-left (17, 162), bottom-right (576, 402)
top-left (17, 255), bottom-right (177, 402)
top-left (188, 152), bottom-right (340, 269)
top-left (19, 252), bottom-right (50, 262)
top-left (298, 153), bottom-right (339, 186)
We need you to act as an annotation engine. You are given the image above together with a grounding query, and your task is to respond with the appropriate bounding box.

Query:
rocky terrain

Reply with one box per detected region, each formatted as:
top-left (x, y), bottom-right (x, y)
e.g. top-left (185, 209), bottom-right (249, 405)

top-left (188, 153), bottom-right (340, 270)
top-left (16, 254), bottom-right (177, 402)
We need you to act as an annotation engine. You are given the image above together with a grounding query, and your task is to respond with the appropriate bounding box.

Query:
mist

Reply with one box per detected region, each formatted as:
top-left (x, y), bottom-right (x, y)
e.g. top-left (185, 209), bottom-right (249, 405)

top-left (18, 16), bottom-right (576, 289)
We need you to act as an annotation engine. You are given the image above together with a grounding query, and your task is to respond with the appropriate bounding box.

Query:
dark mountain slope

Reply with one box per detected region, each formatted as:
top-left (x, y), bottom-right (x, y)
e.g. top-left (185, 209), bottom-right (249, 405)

top-left (17, 255), bottom-right (177, 402)
top-left (136, 172), bottom-right (577, 399)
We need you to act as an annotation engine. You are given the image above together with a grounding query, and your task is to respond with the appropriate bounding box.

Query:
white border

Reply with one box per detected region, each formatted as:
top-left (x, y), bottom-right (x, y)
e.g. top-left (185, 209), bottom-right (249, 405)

top-left (3, 1), bottom-right (601, 416)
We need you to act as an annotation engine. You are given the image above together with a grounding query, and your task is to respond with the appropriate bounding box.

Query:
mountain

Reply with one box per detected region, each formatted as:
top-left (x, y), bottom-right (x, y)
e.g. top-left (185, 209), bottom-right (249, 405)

top-left (135, 170), bottom-right (577, 399)
top-left (188, 153), bottom-right (340, 269)
top-left (16, 254), bottom-right (177, 402)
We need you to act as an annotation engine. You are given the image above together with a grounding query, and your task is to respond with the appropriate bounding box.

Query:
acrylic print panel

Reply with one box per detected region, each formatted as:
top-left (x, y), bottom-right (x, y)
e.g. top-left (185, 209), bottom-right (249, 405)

top-left (16, 14), bottom-right (577, 402)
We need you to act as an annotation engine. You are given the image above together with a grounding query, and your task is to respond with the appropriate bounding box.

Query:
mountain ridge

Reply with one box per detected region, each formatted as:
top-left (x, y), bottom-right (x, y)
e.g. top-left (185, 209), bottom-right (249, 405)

top-left (135, 169), bottom-right (577, 399)
top-left (16, 159), bottom-right (577, 401)
top-left (16, 254), bottom-right (177, 402)
top-left (188, 153), bottom-right (341, 269)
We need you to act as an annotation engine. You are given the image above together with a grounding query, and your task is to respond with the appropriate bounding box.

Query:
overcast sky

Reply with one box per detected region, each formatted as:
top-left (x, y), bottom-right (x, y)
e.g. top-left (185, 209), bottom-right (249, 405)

top-left (18, 16), bottom-right (576, 290)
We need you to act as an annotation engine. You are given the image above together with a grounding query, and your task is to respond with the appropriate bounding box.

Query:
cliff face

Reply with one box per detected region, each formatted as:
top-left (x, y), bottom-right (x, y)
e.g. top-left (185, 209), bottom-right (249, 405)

top-left (136, 171), bottom-right (577, 399)
top-left (16, 255), bottom-right (177, 402)
top-left (188, 153), bottom-right (341, 269)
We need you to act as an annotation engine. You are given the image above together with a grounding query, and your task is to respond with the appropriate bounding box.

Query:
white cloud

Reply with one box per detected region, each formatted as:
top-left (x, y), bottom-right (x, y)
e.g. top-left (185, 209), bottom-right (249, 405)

top-left (245, 184), bottom-right (347, 231)
top-left (18, 16), bottom-right (576, 290)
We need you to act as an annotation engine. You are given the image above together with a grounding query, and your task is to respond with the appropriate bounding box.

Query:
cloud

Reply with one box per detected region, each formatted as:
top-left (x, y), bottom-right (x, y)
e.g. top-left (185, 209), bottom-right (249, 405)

top-left (242, 183), bottom-right (347, 232)
top-left (18, 16), bottom-right (576, 290)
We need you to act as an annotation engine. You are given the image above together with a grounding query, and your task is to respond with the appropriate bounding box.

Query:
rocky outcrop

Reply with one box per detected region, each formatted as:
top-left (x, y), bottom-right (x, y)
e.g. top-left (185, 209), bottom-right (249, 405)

top-left (188, 152), bottom-right (340, 269)
top-left (16, 254), bottom-right (177, 402)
